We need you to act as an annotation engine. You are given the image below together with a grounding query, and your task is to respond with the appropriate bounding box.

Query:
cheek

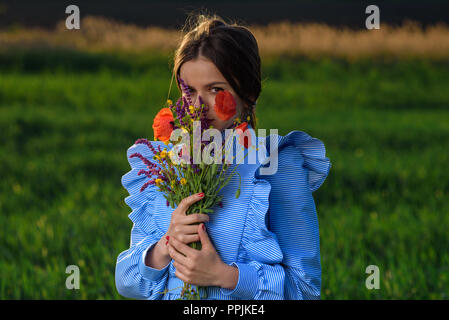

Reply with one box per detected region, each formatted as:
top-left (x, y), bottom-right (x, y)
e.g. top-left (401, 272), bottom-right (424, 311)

top-left (203, 96), bottom-right (216, 110)
top-left (199, 95), bottom-right (218, 118)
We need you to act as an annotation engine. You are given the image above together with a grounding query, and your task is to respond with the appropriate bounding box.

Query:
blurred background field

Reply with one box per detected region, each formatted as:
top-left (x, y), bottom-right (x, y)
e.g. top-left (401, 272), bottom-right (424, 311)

top-left (1, 10), bottom-right (449, 299)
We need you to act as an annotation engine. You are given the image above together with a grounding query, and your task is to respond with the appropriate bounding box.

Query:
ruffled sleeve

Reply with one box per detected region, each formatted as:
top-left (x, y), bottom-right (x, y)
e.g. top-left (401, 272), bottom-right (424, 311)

top-left (115, 140), bottom-right (169, 300)
top-left (121, 141), bottom-right (165, 240)
top-left (220, 135), bottom-right (285, 300)
top-left (270, 130), bottom-right (331, 192)
top-left (220, 130), bottom-right (331, 300)
top-left (265, 130), bottom-right (331, 299)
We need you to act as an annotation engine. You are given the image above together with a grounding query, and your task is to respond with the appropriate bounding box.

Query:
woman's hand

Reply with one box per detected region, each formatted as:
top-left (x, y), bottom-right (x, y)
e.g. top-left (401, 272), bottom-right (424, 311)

top-left (167, 223), bottom-right (239, 289)
top-left (146, 193), bottom-right (209, 270)
top-left (164, 193), bottom-right (210, 246)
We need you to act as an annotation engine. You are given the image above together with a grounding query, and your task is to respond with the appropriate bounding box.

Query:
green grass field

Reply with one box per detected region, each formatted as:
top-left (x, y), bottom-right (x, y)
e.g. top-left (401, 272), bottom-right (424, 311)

top-left (1, 49), bottom-right (448, 299)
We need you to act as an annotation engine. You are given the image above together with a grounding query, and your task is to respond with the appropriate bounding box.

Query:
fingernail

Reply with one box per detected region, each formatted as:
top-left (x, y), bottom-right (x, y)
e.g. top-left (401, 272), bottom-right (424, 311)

top-left (166, 235), bottom-right (170, 241)
top-left (198, 193), bottom-right (204, 198)
top-left (202, 224), bottom-right (206, 231)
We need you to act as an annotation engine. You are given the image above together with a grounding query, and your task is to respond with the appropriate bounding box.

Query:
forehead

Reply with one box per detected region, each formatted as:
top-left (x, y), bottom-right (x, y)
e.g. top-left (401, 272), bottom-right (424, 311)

top-left (179, 57), bottom-right (226, 86)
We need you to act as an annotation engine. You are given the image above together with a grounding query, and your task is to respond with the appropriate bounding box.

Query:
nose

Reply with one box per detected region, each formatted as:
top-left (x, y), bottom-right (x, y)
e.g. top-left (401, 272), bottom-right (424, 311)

top-left (197, 95), bottom-right (208, 111)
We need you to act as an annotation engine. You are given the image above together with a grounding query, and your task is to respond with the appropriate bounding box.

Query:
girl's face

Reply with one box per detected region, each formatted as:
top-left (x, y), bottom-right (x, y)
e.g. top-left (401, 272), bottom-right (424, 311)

top-left (179, 55), bottom-right (246, 131)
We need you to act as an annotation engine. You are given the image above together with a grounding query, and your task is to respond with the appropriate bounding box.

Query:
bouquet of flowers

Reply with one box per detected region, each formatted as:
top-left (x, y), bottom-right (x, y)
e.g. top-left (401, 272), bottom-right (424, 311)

top-left (128, 77), bottom-right (252, 299)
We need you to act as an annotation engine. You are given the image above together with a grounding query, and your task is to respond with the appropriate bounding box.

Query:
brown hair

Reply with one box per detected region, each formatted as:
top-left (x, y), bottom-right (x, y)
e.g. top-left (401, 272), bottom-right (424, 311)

top-left (171, 13), bottom-right (261, 129)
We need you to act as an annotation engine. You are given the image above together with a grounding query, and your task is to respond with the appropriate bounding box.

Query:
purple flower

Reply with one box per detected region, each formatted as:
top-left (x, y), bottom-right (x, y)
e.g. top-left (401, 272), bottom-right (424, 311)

top-left (135, 138), bottom-right (157, 154)
top-left (191, 164), bottom-right (201, 174)
top-left (137, 169), bottom-right (153, 179)
top-left (198, 95), bottom-right (211, 130)
top-left (179, 77), bottom-right (193, 107)
top-left (158, 174), bottom-right (169, 182)
top-left (140, 180), bottom-right (155, 192)
top-left (175, 97), bottom-right (187, 126)
top-left (129, 153), bottom-right (152, 167)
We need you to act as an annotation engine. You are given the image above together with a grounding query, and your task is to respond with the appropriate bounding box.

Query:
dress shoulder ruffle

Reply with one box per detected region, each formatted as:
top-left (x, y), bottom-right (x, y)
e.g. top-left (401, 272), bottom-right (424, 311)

top-left (239, 130), bottom-right (331, 264)
top-left (121, 140), bottom-right (166, 240)
top-left (264, 130), bottom-right (331, 192)
top-left (239, 171), bottom-right (284, 264)
top-left (238, 133), bottom-right (284, 265)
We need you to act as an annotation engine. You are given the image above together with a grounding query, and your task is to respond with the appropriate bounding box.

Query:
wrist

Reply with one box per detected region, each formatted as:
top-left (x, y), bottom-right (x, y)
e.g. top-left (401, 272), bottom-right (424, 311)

top-left (157, 234), bottom-right (170, 258)
top-left (216, 262), bottom-right (238, 290)
top-left (145, 235), bottom-right (170, 268)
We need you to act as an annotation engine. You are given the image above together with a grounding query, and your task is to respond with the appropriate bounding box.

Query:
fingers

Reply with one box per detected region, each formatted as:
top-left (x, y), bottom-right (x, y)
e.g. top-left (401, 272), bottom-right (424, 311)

top-left (181, 213), bottom-right (209, 225)
top-left (174, 232), bottom-right (200, 244)
top-left (177, 193), bottom-right (205, 213)
top-left (173, 260), bottom-right (189, 278)
top-left (168, 194), bottom-right (207, 246)
top-left (170, 215), bottom-right (207, 244)
top-left (175, 224), bottom-right (200, 235)
top-left (168, 237), bottom-right (195, 262)
top-left (173, 262), bottom-right (191, 285)
top-left (168, 244), bottom-right (188, 265)
top-left (197, 223), bottom-right (212, 250)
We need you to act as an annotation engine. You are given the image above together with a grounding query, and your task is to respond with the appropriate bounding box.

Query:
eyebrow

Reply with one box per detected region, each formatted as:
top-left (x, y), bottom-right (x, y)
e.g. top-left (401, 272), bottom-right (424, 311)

top-left (186, 81), bottom-right (227, 89)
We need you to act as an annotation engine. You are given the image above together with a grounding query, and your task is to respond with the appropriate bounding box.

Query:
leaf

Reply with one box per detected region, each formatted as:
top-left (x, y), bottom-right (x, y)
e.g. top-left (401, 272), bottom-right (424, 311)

top-left (211, 163), bottom-right (218, 177)
top-left (235, 188), bottom-right (241, 198)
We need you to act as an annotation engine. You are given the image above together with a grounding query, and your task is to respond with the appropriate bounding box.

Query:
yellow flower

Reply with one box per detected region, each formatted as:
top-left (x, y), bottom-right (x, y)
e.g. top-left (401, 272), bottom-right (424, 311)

top-left (180, 178), bottom-right (187, 185)
top-left (171, 180), bottom-right (176, 188)
top-left (189, 105), bottom-right (195, 113)
top-left (166, 99), bottom-right (173, 106)
top-left (155, 178), bottom-right (163, 186)
top-left (160, 150), bottom-right (167, 158)
top-left (154, 155), bottom-right (160, 160)
top-left (247, 116), bottom-right (251, 121)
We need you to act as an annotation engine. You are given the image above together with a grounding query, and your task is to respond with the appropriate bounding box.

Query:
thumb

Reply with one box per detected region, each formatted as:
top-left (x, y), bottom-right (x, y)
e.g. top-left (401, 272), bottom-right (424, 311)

top-left (177, 192), bottom-right (205, 214)
top-left (198, 223), bottom-right (212, 249)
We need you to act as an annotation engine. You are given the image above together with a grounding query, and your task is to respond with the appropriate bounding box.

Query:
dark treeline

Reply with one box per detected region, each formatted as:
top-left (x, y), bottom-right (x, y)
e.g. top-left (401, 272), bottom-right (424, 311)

top-left (1, 0), bottom-right (448, 30)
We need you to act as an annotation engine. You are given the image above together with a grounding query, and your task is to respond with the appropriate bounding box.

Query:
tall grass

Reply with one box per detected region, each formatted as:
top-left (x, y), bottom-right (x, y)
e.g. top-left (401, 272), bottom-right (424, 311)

top-left (1, 18), bottom-right (448, 299)
top-left (1, 16), bottom-right (449, 59)
top-left (1, 49), bottom-right (448, 298)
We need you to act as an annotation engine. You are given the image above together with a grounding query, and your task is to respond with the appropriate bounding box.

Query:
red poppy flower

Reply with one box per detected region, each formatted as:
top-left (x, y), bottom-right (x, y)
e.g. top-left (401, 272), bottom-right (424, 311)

top-left (214, 90), bottom-right (237, 121)
top-left (152, 108), bottom-right (174, 142)
top-left (235, 122), bottom-right (251, 149)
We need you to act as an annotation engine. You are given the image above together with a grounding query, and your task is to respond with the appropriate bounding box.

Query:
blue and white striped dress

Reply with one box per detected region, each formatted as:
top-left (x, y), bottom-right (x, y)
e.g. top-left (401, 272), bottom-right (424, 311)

top-left (115, 130), bottom-right (331, 300)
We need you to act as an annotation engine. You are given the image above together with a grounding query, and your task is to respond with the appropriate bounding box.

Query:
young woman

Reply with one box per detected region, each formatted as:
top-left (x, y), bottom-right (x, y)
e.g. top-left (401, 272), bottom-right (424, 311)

top-left (115, 14), bottom-right (331, 300)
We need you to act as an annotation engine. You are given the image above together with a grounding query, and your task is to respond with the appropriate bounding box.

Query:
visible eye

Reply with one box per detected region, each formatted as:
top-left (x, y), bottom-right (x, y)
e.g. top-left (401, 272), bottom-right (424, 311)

top-left (211, 87), bottom-right (223, 93)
